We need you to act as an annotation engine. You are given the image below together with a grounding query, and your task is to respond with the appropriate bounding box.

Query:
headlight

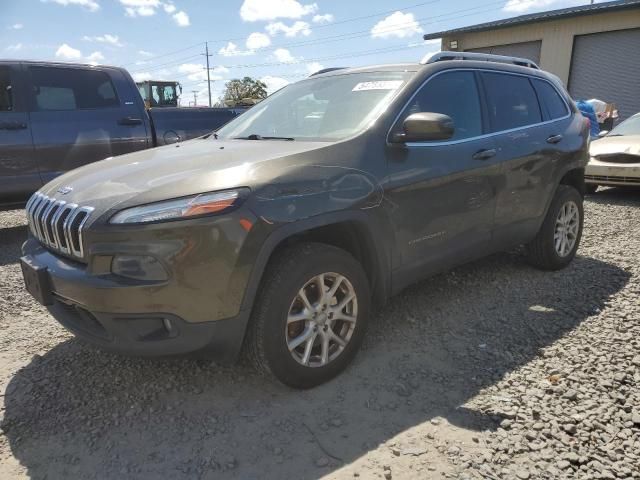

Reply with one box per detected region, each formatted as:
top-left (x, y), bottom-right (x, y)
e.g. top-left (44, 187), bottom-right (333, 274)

top-left (110, 188), bottom-right (249, 224)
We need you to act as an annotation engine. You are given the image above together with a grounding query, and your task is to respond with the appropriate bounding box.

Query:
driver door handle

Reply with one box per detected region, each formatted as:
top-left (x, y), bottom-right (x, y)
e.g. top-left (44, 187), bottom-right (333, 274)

top-left (472, 148), bottom-right (496, 161)
top-left (118, 117), bottom-right (143, 126)
top-left (0, 121), bottom-right (27, 130)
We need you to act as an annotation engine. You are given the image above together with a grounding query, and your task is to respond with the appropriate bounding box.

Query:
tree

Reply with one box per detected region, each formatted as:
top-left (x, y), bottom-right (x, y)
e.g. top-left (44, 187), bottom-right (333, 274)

top-left (222, 77), bottom-right (267, 106)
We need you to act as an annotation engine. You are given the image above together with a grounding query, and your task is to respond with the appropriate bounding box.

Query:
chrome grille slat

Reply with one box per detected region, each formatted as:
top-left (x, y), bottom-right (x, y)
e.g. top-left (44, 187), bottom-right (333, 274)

top-left (25, 191), bottom-right (94, 261)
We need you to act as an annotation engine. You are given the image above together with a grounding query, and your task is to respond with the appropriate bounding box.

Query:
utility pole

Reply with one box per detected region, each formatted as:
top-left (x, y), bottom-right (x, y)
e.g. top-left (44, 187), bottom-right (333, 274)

top-left (203, 41), bottom-right (212, 107)
top-left (191, 90), bottom-right (198, 107)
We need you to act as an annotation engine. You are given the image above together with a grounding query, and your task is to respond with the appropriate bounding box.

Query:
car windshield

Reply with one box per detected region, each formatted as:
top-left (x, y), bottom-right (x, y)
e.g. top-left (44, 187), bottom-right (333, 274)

top-left (608, 114), bottom-right (640, 136)
top-left (215, 71), bottom-right (413, 142)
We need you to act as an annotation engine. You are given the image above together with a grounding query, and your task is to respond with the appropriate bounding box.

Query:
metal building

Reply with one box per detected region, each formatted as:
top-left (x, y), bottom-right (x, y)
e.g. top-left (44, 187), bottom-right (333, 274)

top-left (423, 0), bottom-right (640, 120)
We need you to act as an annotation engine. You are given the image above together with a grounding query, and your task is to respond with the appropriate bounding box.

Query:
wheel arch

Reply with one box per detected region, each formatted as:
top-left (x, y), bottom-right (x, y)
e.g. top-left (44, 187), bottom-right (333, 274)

top-left (239, 211), bottom-right (391, 316)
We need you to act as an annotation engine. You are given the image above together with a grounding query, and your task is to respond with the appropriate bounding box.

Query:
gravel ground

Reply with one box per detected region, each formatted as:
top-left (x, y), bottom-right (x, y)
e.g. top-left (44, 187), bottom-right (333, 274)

top-left (0, 188), bottom-right (638, 480)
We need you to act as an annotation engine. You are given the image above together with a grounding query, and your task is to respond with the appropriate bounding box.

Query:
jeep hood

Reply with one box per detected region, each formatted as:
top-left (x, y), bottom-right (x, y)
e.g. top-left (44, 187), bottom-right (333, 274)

top-left (39, 138), bottom-right (333, 214)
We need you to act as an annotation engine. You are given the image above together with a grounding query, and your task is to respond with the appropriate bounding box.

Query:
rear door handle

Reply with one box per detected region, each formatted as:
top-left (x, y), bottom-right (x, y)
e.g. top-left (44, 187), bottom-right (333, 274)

top-left (118, 117), bottom-right (143, 126)
top-left (547, 134), bottom-right (563, 144)
top-left (0, 121), bottom-right (27, 130)
top-left (472, 148), bottom-right (496, 161)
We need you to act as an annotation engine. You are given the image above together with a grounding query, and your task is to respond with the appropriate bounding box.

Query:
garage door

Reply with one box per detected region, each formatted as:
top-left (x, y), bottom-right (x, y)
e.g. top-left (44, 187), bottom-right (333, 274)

top-left (569, 28), bottom-right (640, 121)
top-left (466, 40), bottom-right (541, 65)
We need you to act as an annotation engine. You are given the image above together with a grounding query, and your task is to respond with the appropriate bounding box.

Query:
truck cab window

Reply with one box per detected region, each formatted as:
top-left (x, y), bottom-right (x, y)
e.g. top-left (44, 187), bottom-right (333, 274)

top-left (0, 67), bottom-right (13, 111)
top-left (29, 66), bottom-right (119, 111)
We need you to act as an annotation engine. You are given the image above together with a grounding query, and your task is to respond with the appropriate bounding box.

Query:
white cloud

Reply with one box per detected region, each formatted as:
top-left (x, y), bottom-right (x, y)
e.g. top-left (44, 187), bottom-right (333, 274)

top-left (86, 51), bottom-right (104, 65)
top-left (261, 75), bottom-right (289, 94)
top-left (272, 48), bottom-right (296, 63)
top-left (305, 62), bottom-right (323, 75)
top-left (9, 23), bottom-right (24, 30)
top-left (503, 0), bottom-right (562, 12)
top-left (173, 10), bottom-right (189, 26)
top-left (55, 43), bottom-right (83, 60)
top-left (266, 21), bottom-right (311, 37)
top-left (312, 13), bottom-right (333, 24)
top-left (133, 71), bottom-right (152, 82)
top-left (240, 0), bottom-right (318, 22)
top-left (371, 11), bottom-right (423, 39)
top-left (42, 0), bottom-right (100, 12)
top-left (138, 50), bottom-right (153, 56)
top-left (163, 2), bottom-right (176, 13)
top-left (246, 32), bottom-right (271, 49)
top-left (120, 0), bottom-right (160, 16)
top-left (83, 34), bottom-right (123, 47)
top-left (5, 43), bottom-right (23, 52)
top-left (218, 41), bottom-right (254, 57)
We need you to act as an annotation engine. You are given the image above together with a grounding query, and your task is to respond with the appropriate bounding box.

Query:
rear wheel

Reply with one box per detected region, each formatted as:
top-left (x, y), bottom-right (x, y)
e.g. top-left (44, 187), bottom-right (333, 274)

top-left (246, 243), bottom-right (370, 388)
top-left (527, 185), bottom-right (584, 271)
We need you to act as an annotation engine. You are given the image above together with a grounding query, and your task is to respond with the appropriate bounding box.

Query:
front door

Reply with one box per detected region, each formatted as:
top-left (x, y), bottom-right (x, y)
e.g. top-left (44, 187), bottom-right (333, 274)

top-left (384, 70), bottom-right (501, 287)
top-left (26, 65), bottom-right (148, 185)
top-left (0, 63), bottom-right (38, 203)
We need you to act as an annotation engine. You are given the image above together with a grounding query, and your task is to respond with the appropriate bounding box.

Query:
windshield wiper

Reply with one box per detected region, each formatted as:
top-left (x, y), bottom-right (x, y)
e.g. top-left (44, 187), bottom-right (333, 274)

top-left (234, 134), bottom-right (295, 141)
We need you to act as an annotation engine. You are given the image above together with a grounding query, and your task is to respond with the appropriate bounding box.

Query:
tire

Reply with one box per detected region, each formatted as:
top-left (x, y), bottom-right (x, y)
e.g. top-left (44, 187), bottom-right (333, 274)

top-left (246, 242), bottom-right (371, 389)
top-left (585, 184), bottom-right (598, 195)
top-left (526, 185), bottom-right (584, 271)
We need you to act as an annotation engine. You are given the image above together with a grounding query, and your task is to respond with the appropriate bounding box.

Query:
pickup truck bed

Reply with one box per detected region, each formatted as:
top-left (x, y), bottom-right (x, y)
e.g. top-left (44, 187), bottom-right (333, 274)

top-left (0, 60), bottom-right (245, 207)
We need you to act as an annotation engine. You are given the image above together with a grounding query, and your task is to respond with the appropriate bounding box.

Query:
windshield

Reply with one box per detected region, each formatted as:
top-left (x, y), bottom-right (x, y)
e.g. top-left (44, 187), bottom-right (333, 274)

top-left (608, 114), bottom-right (640, 136)
top-left (215, 71), bottom-right (413, 141)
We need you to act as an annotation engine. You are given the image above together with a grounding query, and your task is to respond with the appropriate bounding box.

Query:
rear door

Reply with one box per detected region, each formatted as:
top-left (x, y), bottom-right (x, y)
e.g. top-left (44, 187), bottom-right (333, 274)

top-left (385, 70), bottom-right (501, 285)
top-left (480, 71), bottom-right (559, 246)
top-left (0, 63), bottom-right (39, 202)
top-left (27, 65), bottom-right (149, 184)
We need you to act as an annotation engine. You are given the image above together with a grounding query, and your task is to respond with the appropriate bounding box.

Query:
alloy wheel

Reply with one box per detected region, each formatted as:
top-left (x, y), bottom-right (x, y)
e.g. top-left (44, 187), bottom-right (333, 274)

top-left (285, 272), bottom-right (358, 368)
top-left (554, 200), bottom-right (579, 257)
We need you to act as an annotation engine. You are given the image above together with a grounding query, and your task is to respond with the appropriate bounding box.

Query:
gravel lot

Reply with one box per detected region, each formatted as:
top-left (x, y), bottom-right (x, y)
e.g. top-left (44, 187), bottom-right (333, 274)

top-left (1, 188), bottom-right (639, 480)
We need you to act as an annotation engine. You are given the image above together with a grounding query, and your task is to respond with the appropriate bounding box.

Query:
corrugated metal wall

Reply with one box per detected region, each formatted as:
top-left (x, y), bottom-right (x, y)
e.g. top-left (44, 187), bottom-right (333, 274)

top-left (568, 28), bottom-right (640, 120)
top-left (467, 40), bottom-right (542, 65)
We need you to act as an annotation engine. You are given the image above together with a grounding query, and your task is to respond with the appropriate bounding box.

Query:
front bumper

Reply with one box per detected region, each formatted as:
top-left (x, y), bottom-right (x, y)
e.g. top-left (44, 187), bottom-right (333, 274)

top-left (585, 158), bottom-right (640, 187)
top-left (20, 217), bottom-right (256, 361)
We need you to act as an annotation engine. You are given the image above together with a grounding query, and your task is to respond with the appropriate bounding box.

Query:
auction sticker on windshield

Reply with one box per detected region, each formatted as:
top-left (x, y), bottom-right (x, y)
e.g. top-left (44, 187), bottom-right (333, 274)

top-left (352, 80), bottom-right (404, 91)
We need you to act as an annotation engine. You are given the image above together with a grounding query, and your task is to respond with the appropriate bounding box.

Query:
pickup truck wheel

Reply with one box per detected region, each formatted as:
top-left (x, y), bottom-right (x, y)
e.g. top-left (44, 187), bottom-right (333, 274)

top-left (526, 185), bottom-right (583, 271)
top-left (246, 242), bottom-right (370, 389)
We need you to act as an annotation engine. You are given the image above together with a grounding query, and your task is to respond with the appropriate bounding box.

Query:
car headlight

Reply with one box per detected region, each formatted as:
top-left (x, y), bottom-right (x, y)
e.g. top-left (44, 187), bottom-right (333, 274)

top-left (110, 188), bottom-right (249, 224)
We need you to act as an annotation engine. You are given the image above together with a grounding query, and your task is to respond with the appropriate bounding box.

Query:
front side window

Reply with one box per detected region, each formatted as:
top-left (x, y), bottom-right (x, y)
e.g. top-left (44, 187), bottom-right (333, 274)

top-left (0, 66), bottom-right (13, 112)
top-left (215, 71), bottom-right (413, 142)
top-left (482, 72), bottom-right (542, 132)
top-left (394, 70), bottom-right (482, 141)
top-left (29, 66), bottom-right (119, 111)
top-left (532, 79), bottom-right (568, 120)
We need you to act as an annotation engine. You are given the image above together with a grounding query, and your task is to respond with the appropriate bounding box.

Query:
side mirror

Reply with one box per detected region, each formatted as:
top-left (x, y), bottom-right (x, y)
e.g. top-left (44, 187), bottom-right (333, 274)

top-left (391, 112), bottom-right (455, 143)
top-left (598, 130), bottom-right (609, 138)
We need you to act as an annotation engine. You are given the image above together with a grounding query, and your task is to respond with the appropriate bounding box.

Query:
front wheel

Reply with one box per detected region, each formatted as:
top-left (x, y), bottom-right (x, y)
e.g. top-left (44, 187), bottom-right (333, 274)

top-left (526, 185), bottom-right (584, 271)
top-left (246, 243), bottom-right (371, 388)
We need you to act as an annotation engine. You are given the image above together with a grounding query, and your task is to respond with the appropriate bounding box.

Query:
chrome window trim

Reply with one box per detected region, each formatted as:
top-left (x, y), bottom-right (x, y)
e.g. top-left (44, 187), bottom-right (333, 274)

top-left (386, 67), bottom-right (572, 148)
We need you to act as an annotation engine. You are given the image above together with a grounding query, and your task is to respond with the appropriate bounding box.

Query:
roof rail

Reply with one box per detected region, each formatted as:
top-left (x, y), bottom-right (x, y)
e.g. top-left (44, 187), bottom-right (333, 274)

top-left (308, 67), bottom-right (349, 77)
top-left (421, 51), bottom-right (540, 70)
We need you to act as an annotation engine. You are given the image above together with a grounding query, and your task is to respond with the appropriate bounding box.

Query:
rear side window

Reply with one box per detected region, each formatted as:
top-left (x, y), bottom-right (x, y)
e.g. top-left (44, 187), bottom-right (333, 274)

top-left (397, 71), bottom-right (482, 141)
top-left (29, 66), bottom-right (119, 111)
top-left (481, 72), bottom-right (542, 132)
top-left (532, 79), bottom-right (569, 120)
top-left (0, 66), bottom-right (13, 111)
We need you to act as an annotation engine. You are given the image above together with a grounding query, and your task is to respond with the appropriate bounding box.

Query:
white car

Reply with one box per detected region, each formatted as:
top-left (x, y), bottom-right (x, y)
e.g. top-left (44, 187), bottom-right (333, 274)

top-left (585, 113), bottom-right (640, 193)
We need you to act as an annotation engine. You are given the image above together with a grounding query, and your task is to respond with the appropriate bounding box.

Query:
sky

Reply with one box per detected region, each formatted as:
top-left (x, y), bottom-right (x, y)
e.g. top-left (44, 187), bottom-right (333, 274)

top-left (1, 0), bottom-right (606, 106)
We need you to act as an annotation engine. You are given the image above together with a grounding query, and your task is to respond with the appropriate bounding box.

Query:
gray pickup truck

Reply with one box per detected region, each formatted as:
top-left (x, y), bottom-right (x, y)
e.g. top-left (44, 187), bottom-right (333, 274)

top-left (0, 60), bottom-right (245, 208)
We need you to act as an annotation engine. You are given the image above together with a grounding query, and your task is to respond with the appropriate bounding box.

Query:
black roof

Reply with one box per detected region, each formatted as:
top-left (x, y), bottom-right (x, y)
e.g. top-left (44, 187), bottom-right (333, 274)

top-left (423, 0), bottom-right (640, 40)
